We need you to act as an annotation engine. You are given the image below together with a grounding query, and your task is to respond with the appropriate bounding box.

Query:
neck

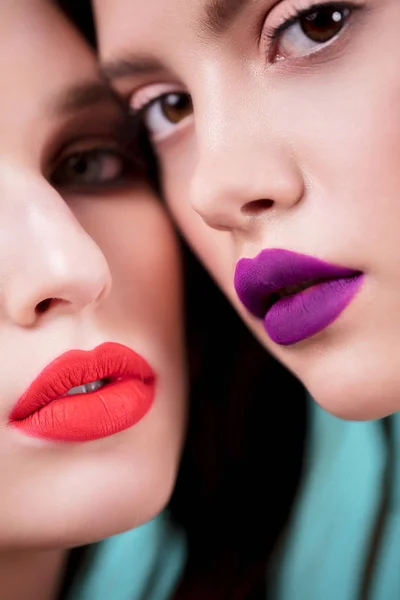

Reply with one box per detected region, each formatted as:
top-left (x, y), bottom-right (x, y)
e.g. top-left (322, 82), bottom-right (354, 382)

top-left (0, 548), bottom-right (67, 600)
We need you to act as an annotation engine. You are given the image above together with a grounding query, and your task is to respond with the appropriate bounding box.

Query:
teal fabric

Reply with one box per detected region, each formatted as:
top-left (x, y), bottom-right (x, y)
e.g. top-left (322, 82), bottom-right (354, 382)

top-left (370, 412), bottom-right (400, 600)
top-left (68, 513), bottom-right (186, 600)
top-left (69, 396), bottom-right (400, 600)
top-left (270, 395), bottom-right (387, 600)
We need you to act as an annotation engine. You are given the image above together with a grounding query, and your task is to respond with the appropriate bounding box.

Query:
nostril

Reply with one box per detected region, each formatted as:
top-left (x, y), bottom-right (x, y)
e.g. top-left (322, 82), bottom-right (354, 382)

top-left (35, 298), bottom-right (56, 315)
top-left (241, 198), bottom-right (274, 216)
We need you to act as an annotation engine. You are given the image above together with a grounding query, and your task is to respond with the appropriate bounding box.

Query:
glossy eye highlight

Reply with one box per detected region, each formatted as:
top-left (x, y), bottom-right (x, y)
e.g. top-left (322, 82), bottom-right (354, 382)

top-left (266, 3), bottom-right (356, 62)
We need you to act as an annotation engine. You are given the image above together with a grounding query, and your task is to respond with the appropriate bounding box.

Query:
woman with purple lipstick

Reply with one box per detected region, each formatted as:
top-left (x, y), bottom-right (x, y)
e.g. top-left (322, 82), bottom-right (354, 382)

top-left (90, 0), bottom-right (400, 598)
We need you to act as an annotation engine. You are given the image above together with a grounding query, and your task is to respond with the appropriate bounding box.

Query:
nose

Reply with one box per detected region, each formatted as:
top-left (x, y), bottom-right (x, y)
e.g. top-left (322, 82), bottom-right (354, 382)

top-left (0, 172), bottom-right (111, 327)
top-left (190, 102), bottom-right (304, 233)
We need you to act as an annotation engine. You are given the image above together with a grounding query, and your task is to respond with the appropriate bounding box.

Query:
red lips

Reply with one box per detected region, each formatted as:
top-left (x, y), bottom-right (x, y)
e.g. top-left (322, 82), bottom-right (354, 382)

top-left (9, 342), bottom-right (156, 442)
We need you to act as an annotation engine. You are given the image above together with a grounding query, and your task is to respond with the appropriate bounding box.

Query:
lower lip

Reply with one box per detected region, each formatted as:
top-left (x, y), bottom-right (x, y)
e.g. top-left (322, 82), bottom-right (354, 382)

top-left (12, 378), bottom-right (155, 443)
top-left (265, 275), bottom-right (364, 346)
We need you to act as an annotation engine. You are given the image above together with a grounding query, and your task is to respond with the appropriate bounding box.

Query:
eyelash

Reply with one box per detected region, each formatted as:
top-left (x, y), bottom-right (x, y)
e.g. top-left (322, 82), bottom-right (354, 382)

top-left (127, 0), bottom-right (363, 143)
top-left (50, 116), bottom-right (149, 191)
top-left (263, 0), bottom-right (360, 56)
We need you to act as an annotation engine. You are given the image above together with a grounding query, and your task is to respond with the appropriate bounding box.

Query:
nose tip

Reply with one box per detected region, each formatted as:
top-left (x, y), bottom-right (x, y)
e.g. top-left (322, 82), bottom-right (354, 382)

top-left (190, 113), bottom-right (305, 230)
top-left (2, 218), bottom-right (113, 327)
top-left (5, 258), bottom-right (111, 328)
top-left (0, 166), bottom-right (113, 328)
top-left (191, 172), bottom-right (302, 233)
top-left (190, 146), bottom-right (304, 233)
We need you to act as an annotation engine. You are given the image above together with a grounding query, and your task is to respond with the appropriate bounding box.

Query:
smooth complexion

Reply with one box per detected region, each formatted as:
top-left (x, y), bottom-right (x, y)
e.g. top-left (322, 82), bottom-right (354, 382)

top-left (0, 2), bottom-right (186, 598)
top-left (95, 0), bottom-right (400, 420)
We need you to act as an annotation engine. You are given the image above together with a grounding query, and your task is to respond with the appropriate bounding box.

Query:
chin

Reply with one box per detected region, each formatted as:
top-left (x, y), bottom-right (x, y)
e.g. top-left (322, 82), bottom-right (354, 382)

top-left (246, 313), bottom-right (400, 422)
top-left (0, 445), bottom-right (180, 551)
top-left (300, 353), bottom-right (400, 422)
top-left (56, 455), bottom-right (179, 549)
top-left (233, 303), bottom-right (395, 422)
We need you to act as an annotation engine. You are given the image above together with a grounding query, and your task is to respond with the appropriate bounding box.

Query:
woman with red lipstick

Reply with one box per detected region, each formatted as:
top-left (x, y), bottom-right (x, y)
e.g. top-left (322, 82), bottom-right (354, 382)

top-left (0, 2), bottom-right (188, 598)
top-left (0, 2), bottom-right (305, 599)
top-left (91, 0), bottom-right (400, 598)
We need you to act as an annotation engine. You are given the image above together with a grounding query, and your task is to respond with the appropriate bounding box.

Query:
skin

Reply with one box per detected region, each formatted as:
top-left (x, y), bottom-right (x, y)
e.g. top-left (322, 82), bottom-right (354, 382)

top-left (95, 0), bottom-right (400, 421)
top-left (0, 2), bottom-right (186, 597)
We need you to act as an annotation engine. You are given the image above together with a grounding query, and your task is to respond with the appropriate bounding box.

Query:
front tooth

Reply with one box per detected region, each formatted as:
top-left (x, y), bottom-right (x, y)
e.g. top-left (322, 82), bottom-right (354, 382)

top-left (84, 379), bottom-right (106, 393)
top-left (67, 379), bottom-right (107, 396)
top-left (67, 384), bottom-right (86, 396)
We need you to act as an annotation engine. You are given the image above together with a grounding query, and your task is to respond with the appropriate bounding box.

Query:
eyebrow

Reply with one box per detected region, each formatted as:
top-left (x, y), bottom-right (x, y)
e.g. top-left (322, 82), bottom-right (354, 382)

top-left (52, 80), bottom-right (121, 115)
top-left (101, 56), bottom-right (164, 83)
top-left (101, 0), bottom-right (258, 83)
top-left (200, 0), bottom-right (253, 35)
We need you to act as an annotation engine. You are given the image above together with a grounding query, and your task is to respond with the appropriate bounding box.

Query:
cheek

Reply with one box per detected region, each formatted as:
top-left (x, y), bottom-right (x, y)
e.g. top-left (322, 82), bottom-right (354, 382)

top-left (69, 190), bottom-right (182, 327)
top-left (271, 36), bottom-right (400, 263)
top-left (164, 160), bottom-right (237, 297)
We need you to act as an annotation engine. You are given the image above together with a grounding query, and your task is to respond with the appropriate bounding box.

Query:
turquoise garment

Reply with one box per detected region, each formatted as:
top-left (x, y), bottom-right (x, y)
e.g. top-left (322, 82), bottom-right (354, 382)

top-left (70, 395), bottom-right (400, 600)
top-left (270, 395), bottom-right (400, 600)
top-left (68, 513), bottom-right (186, 600)
top-left (370, 412), bottom-right (400, 600)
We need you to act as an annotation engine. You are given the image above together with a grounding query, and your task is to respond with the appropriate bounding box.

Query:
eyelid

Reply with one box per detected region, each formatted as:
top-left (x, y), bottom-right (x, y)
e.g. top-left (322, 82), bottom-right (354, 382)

top-left (48, 135), bottom-right (144, 187)
top-left (49, 135), bottom-right (122, 172)
top-left (264, 0), bottom-right (364, 41)
top-left (130, 82), bottom-right (187, 112)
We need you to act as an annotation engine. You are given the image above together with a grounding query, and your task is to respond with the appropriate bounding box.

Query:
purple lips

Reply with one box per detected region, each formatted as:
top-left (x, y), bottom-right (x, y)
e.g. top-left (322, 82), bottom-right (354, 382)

top-left (234, 249), bottom-right (364, 346)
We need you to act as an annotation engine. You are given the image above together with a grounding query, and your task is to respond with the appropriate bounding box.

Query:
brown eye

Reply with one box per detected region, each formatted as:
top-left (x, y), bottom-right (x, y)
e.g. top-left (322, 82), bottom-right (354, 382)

top-left (271, 3), bottom-right (353, 62)
top-left (142, 92), bottom-right (193, 141)
top-left (159, 93), bottom-right (193, 124)
top-left (300, 7), bottom-right (350, 42)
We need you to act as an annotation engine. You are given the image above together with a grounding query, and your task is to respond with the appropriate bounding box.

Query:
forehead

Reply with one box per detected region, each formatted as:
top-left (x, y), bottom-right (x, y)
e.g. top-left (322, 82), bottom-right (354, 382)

top-left (95, 0), bottom-right (215, 54)
top-left (0, 1), bottom-right (97, 105)
top-left (96, 0), bottom-right (263, 71)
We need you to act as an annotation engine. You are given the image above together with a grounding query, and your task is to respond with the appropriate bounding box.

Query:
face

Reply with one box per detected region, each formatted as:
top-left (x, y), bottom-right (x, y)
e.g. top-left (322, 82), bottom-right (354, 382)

top-left (96, 0), bottom-right (400, 421)
top-left (0, 1), bottom-right (186, 549)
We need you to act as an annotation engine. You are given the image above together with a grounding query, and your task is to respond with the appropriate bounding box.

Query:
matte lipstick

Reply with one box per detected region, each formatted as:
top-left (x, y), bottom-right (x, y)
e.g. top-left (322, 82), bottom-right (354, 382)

top-left (234, 249), bottom-right (364, 346)
top-left (9, 342), bottom-right (156, 442)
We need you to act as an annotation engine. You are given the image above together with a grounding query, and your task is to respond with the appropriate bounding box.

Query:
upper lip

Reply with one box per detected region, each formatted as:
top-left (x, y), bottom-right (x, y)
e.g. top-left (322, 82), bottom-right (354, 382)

top-left (9, 342), bottom-right (155, 422)
top-left (234, 248), bottom-right (362, 318)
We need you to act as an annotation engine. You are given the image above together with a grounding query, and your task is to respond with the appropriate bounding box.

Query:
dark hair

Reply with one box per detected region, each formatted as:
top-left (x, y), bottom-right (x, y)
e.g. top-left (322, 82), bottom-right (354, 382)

top-left (171, 245), bottom-right (307, 600)
top-left (57, 3), bottom-right (308, 598)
